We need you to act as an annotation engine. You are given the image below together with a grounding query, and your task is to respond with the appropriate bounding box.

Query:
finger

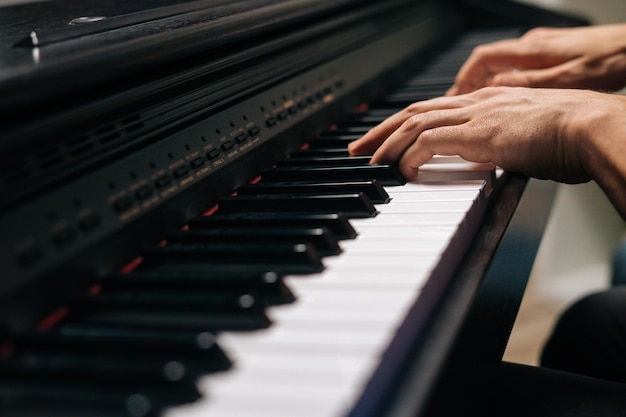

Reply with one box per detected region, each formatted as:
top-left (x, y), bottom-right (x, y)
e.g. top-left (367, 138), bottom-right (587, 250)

top-left (347, 111), bottom-right (408, 155)
top-left (490, 60), bottom-right (578, 89)
top-left (349, 96), bottom-right (468, 155)
top-left (369, 108), bottom-right (469, 165)
top-left (450, 40), bottom-right (522, 94)
top-left (397, 123), bottom-right (493, 181)
top-left (450, 39), bottom-right (565, 95)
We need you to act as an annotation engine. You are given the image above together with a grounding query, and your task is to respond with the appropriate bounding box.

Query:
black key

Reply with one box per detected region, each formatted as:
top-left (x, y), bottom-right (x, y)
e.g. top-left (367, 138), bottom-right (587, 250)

top-left (20, 325), bottom-right (229, 365)
top-left (343, 108), bottom-right (397, 122)
top-left (259, 165), bottom-right (406, 186)
top-left (403, 75), bottom-right (455, 87)
top-left (237, 180), bottom-right (390, 204)
top-left (289, 148), bottom-right (351, 157)
top-left (104, 268), bottom-right (295, 305)
top-left (275, 155), bottom-right (373, 167)
top-left (69, 306), bottom-right (271, 332)
top-left (67, 290), bottom-right (270, 336)
top-left (383, 90), bottom-right (442, 102)
top-left (0, 350), bottom-right (191, 385)
top-left (188, 213), bottom-right (357, 240)
top-left (395, 81), bottom-right (451, 91)
top-left (0, 400), bottom-right (128, 417)
top-left (74, 289), bottom-right (262, 314)
top-left (166, 227), bottom-right (341, 257)
top-left (305, 136), bottom-right (359, 149)
top-left (334, 120), bottom-right (378, 129)
top-left (0, 379), bottom-right (195, 416)
top-left (320, 125), bottom-right (371, 135)
top-left (217, 193), bottom-right (377, 218)
top-left (141, 242), bottom-right (324, 274)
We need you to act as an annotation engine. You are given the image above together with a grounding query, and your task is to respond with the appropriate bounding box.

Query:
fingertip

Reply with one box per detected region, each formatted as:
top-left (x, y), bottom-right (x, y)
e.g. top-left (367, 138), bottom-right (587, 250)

top-left (401, 165), bottom-right (420, 183)
top-left (368, 152), bottom-right (381, 165)
top-left (492, 71), bottom-right (522, 87)
top-left (445, 85), bottom-right (458, 96)
top-left (346, 140), bottom-right (357, 155)
top-left (347, 139), bottom-right (370, 156)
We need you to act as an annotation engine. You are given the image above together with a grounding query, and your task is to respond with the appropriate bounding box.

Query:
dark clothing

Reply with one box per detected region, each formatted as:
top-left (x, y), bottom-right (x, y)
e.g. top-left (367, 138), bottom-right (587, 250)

top-left (488, 361), bottom-right (626, 417)
top-left (541, 288), bottom-right (626, 383)
top-left (485, 237), bottom-right (626, 416)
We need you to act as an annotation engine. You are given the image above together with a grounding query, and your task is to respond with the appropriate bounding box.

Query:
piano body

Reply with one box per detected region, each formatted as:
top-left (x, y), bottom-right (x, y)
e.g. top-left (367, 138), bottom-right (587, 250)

top-left (0, 0), bottom-right (587, 416)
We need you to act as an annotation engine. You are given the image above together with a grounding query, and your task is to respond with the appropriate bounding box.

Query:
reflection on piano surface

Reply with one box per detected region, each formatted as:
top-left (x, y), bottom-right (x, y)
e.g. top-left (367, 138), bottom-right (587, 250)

top-left (0, 0), bottom-right (586, 416)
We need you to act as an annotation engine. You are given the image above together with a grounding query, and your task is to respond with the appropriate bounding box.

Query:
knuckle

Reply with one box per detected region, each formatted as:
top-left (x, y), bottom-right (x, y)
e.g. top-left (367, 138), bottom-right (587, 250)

top-left (418, 127), bottom-right (437, 143)
top-left (472, 44), bottom-right (490, 59)
top-left (524, 27), bottom-right (550, 39)
top-left (405, 102), bottom-right (424, 114)
top-left (403, 113), bottom-right (424, 131)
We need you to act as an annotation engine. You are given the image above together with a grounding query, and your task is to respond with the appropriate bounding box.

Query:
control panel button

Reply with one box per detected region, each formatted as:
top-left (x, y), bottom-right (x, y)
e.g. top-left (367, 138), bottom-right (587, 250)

top-left (78, 213), bottom-right (102, 232)
top-left (221, 140), bottom-right (234, 151)
top-left (155, 175), bottom-right (173, 189)
top-left (265, 117), bottom-right (277, 127)
top-left (206, 149), bottom-right (221, 160)
top-left (191, 157), bottom-right (206, 168)
top-left (173, 165), bottom-right (190, 178)
top-left (112, 194), bottom-right (133, 213)
top-left (135, 185), bottom-right (154, 200)
top-left (235, 134), bottom-right (248, 144)
top-left (248, 126), bottom-right (260, 136)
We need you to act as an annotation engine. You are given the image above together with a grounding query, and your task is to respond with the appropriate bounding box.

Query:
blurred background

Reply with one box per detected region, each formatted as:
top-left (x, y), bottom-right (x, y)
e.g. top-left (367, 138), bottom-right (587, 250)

top-left (504, 0), bottom-right (626, 365)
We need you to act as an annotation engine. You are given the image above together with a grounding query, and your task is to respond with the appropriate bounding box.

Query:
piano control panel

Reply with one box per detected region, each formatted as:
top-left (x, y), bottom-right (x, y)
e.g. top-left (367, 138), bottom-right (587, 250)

top-left (7, 69), bottom-right (342, 273)
top-left (1, 14), bottom-right (445, 290)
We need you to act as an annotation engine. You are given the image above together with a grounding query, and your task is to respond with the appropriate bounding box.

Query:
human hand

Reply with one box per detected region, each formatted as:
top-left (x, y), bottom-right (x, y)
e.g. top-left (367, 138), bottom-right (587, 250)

top-left (348, 87), bottom-right (621, 186)
top-left (447, 24), bottom-right (626, 95)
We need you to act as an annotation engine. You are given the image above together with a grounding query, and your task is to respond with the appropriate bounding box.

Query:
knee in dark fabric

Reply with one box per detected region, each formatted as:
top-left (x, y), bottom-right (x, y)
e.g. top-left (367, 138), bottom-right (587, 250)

top-left (541, 289), bottom-right (626, 383)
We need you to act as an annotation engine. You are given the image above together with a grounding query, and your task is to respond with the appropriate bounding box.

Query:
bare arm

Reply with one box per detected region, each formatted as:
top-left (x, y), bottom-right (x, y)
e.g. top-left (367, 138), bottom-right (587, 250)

top-left (348, 87), bottom-right (626, 219)
top-left (447, 24), bottom-right (626, 95)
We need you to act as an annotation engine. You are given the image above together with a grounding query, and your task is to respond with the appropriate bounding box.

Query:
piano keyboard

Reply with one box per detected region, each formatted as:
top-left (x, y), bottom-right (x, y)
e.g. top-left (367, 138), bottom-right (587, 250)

top-left (0, 29), bottom-right (515, 417)
top-left (168, 179), bottom-right (491, 417)
top-left (162, 32), bottom-right (502, 417)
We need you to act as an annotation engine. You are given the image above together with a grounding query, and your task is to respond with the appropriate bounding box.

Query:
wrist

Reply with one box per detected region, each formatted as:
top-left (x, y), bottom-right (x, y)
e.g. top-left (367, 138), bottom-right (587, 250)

top-left (577, 93), bottom-right (626, 218)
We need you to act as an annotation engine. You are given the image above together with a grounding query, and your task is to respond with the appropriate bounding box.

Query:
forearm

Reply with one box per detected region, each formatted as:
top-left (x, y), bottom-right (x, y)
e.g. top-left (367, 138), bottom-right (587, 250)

top-left (578, 94), bottom-right (626, 219)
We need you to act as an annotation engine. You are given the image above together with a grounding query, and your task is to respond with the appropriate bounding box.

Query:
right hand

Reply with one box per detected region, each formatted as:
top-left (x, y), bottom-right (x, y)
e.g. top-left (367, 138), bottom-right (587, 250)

top-left (447, 24), bottom-right (626, 95)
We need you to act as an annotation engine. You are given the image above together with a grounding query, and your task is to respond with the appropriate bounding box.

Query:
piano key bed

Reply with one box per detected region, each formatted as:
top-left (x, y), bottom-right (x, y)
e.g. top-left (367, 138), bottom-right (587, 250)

top-left (0, 28), bottom-right (540, 417)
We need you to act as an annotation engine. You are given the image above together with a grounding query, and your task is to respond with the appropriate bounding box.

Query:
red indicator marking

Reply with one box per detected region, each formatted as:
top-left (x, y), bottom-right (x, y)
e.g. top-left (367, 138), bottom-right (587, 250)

top-left (38, 307), bottom-right (69, 332)
top-left (202, 205), bottom-right (219, 216)
top-left (119, 256), bottom-right (143, 274)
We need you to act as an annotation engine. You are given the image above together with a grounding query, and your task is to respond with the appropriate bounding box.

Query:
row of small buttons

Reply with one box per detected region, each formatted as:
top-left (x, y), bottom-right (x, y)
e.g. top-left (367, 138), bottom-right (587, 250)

top-left (51, 212), bottom-right (103, 248)
top-left (16, 211), bottom-right (104, 268)
top-left (220, 126), bottom-right (260, 152)
top-left (112, 125), bottom-right (261, 215)
top-left (265, 85), bottom-right (340, 127)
